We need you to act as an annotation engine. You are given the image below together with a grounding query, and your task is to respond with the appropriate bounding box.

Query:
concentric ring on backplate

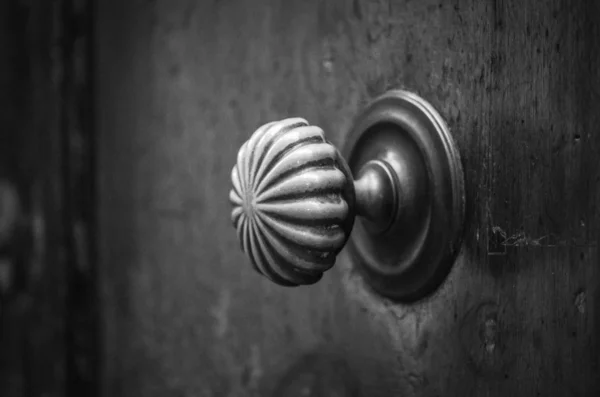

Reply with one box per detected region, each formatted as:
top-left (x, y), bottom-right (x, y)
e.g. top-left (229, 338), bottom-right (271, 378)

top-left (343, 90), bottom-right (465, 302)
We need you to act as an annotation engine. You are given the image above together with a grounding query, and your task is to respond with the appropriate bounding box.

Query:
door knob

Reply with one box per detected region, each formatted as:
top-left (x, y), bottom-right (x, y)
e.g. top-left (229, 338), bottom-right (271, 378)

top-left (230, 90), bottom-right (465, 301)
top-left (230, 117), bottom-right (375, 286)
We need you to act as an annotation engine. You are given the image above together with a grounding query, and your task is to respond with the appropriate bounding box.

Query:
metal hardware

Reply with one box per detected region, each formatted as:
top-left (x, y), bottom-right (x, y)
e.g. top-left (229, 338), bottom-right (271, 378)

top-left (230, 90), bottom-right (465, 301)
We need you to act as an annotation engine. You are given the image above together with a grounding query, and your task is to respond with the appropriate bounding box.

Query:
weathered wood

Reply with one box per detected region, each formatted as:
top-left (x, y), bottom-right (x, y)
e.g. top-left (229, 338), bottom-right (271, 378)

top-left (97, 0), bottom-right (600, 396)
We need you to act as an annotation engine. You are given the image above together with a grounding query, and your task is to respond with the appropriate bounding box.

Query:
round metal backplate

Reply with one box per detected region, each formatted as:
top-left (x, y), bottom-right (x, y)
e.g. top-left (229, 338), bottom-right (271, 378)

top-left (343, 90), bottom-right (465, 302)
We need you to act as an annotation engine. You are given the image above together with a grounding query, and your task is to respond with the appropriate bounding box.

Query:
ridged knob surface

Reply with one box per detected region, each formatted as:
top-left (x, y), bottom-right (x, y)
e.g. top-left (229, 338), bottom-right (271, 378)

top-left (229, 118), bottom-right (355, 286)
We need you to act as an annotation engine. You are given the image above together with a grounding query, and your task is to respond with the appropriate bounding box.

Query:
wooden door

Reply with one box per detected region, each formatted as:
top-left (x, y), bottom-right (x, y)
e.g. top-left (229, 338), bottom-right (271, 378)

top-left (97, 0), bottom-right (600, 396)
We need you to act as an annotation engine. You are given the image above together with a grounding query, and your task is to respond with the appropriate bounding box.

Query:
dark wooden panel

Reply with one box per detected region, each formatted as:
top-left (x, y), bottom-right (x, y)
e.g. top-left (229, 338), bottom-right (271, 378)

top-left (1, 0), bottom-right (98, 396)
top-left (97, 0), bottom-right (600, 396)
top-left (61, 0), bottom-right (100, 394)
top-left (0, 1), bottom-right (67, 396)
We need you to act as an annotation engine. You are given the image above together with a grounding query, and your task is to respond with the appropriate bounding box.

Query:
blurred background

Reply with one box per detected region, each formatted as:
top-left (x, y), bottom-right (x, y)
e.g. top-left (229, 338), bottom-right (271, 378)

top-left (0, 1), bottom-right (97, 396)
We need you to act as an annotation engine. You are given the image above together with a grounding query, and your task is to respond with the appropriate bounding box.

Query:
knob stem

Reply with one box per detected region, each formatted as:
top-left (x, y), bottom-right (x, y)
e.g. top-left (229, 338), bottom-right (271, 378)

top-left (354, 160), bottom-right (400, 234)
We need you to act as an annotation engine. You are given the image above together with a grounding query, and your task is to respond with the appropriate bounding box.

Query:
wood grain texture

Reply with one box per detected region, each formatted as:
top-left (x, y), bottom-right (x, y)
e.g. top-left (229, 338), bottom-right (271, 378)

top-left (97, 0), bottom-right (600, 396)
top-left (0, 1), bottom-right (67, 396)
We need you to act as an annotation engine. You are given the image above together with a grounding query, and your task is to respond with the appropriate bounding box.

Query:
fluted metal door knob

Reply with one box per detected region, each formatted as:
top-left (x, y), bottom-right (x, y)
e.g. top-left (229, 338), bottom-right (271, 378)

top-left (230, 90), bottom-right (465, 301)
top-left (230, 117), bottom-right (379, 286)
